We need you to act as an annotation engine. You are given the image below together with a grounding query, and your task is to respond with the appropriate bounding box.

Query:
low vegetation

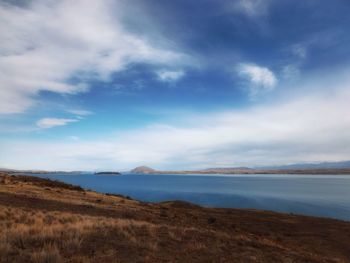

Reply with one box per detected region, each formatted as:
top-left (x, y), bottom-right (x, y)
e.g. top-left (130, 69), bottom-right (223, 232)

top-left (1, 172), bottom-right (350, 262)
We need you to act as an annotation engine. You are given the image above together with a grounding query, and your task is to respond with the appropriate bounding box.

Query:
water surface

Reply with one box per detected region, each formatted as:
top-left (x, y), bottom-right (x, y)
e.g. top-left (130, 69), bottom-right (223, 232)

top-left (31, 173), bottom-right (350, 221)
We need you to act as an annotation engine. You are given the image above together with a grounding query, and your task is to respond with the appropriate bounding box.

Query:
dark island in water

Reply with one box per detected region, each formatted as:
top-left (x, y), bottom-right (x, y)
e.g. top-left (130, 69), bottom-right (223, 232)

top-left (94, 171), bottom-right (121, 175)
top-left (1, 171), bottom-right (350, 262)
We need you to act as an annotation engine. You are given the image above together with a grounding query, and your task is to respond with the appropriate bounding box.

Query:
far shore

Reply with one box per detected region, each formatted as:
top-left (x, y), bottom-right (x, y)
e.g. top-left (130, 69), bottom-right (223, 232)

top-left (2, 167), bottom-right (350, 175)
top-left (130, 166), bottom-right (350, 175)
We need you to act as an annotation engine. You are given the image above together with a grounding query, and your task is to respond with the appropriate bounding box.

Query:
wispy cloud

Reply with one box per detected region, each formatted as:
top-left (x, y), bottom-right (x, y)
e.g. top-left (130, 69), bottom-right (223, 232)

top-left (232, 0), bottom-right (272, 18)
top-left (282, 65), bottom-right (300, 81)
top-left (156, 70), bottom-right (185, 82)
top-left (291, 44), bottom-right (307, 59)
top-left (236, 63), bottom-right (277, 97)
top-left (36, 118), bottom-right (78, 129)
top-left (67, 109), bottom-right (92, 116)
top-left (4, 76), bottom-right (350, 170)
top-left (0, 0), bottom-right (188, 114)
top-left (289, 30), bottom-right (342, 60)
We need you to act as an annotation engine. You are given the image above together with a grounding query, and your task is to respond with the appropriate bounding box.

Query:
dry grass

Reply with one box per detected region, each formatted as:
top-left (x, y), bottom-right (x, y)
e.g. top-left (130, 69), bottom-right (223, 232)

top-left (0, 204), bottom-right (240, 262)
top-left (31, 244), bottom-right (63, 263)
top-left (1, 172), bottom-right (350, 262)
top-left (0, 173), bottom-right (137, 211)
top-left (0, 205), bottom-right (172, 262)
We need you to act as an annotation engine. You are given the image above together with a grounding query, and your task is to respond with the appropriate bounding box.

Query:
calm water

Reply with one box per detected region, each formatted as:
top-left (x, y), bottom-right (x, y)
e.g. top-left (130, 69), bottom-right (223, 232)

top-left (31, 173), bottom-right (350, 221)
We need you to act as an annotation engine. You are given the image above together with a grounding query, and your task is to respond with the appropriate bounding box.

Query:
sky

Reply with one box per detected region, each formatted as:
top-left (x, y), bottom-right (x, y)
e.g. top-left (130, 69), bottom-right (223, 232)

top-left (1, 0), bottom-right (350, 171)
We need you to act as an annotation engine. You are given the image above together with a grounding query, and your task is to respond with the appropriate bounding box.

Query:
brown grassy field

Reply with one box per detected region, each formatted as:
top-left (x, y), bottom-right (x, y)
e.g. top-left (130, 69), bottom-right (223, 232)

top-left (1, 172), bottom-right (350, 262)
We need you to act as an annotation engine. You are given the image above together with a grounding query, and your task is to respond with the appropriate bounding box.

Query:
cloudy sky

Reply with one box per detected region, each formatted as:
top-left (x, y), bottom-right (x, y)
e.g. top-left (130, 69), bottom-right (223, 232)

top-left (1, 0), bottom-right (350, 170)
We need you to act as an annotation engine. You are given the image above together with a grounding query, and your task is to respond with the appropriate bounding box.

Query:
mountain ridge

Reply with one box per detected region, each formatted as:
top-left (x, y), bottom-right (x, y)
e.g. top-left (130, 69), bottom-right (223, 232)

top-left (129, 161), bottom-right (350, 175)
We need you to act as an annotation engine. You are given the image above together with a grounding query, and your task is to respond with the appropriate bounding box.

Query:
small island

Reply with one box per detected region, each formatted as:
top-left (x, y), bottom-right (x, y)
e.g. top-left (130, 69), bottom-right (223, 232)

top-left (94, 171), bottom-right (121, 175)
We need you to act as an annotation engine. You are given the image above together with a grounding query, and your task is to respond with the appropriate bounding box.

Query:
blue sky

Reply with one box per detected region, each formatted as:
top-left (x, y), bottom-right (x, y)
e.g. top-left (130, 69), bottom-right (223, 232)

top-left (1, 0), bottom-right (350, 170)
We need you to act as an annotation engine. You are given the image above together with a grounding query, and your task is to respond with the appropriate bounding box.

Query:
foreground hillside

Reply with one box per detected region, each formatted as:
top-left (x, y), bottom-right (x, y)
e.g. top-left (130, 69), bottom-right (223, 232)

top-left (1, 173), bottom-right (350, 262)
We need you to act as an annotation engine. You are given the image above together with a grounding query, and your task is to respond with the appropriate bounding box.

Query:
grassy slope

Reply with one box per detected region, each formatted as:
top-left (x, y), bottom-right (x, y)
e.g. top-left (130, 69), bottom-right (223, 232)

top-left (0, 172), bottom-right (350, 263)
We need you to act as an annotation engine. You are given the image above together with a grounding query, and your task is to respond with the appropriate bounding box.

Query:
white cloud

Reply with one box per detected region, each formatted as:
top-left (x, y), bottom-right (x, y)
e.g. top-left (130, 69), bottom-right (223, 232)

top-left (237, 63), bottom-right (277, 97)
top-left (156, 70), bottom-right (185, 82)
top-left (3, 78), bottom-right (350, 170)
top-left (0, 0), bottom-right (187, 114)
top-left (36, 118), bottom-right (78, 129)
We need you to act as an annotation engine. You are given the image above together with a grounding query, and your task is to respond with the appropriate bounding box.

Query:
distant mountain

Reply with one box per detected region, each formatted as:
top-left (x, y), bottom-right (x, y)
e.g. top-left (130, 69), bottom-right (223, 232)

top-left (202, 167), bottom-right (253, 173)
top-left (130, 166), bottom-right (255, 174)
top-left (261, 161), bottom-right (350, 170)
top-left (0, 168), bottom-right (82, 174)
top-left (0, 168), bottom-right (13, 172)
top-left (130, 164), bottom-right (350, 175)
top-left (130, 166), bottom-right (156, 174)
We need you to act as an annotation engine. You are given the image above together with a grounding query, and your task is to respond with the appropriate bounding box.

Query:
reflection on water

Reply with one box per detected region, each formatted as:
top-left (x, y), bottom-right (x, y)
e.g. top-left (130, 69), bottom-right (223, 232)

top-left (32, 173), bottom-right (350, 221)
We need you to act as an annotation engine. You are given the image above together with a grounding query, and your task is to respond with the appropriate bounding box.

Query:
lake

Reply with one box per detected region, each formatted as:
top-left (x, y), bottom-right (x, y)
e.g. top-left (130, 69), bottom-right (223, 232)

top-left (31, 173), bottom-right (350, 221)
